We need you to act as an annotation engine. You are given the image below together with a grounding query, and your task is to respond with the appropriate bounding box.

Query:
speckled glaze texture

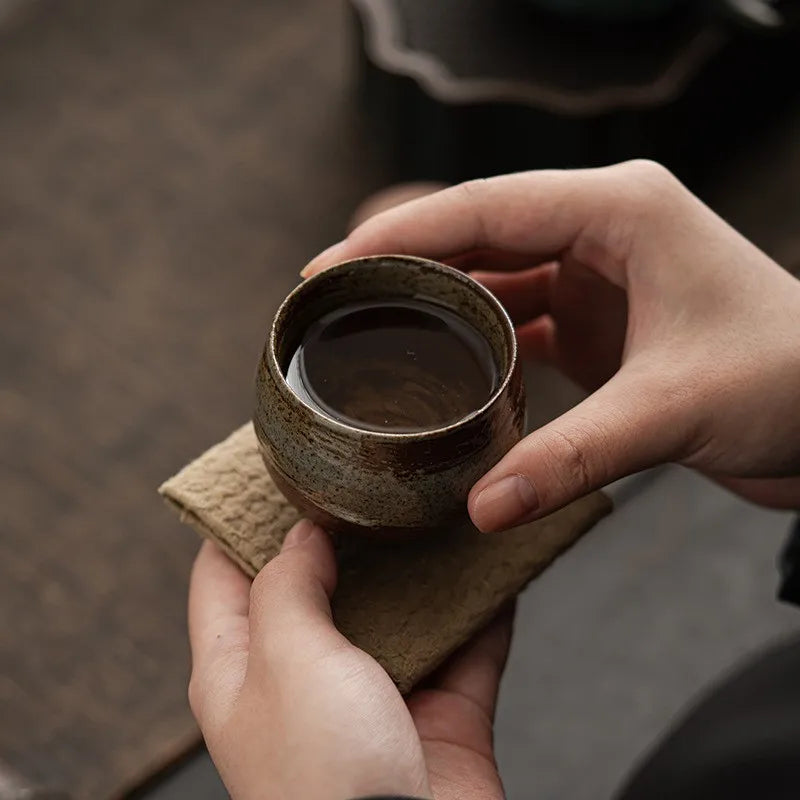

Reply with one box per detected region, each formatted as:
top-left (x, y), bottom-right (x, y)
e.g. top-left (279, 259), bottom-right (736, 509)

top-left (254, 256), bottom-right (526, 536)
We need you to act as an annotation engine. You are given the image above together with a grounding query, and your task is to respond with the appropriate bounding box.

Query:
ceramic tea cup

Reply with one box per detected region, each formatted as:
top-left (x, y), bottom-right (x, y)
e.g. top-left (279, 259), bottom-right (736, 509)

top-left (254, 255), bottom-right (526, 536)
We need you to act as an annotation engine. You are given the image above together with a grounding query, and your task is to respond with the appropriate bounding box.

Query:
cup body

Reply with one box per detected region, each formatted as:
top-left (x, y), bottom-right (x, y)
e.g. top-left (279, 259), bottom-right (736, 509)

top-left (254, 255), bottom-right (526, 536)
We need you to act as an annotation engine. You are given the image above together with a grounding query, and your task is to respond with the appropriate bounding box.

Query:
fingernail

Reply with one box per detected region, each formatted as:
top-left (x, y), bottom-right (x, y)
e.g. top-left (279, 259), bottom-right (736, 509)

top-left (282, 519), bottom-right (321, 550)
top-left (300, 240), bottom-right (347, 278)
top-left (470, 474), bottom-right (539, 533)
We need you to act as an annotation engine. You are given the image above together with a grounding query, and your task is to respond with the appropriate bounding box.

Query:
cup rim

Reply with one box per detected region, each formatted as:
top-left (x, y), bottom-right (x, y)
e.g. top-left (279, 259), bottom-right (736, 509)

top-left (266, 254), bottom-right (518, 441)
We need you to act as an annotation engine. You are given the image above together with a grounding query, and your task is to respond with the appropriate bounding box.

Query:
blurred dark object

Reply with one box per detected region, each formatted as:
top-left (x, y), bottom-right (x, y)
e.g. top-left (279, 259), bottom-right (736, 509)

top-left (778, 517), bottom-right (800, 607)
top-left (523, 0), bottom-right (794, 30)
top-left (349, 0), bottom-right (800, 184)
top-left (615, 631), bottom-right (800, 800)
top-left (521, 0), bottom-right (687, 22)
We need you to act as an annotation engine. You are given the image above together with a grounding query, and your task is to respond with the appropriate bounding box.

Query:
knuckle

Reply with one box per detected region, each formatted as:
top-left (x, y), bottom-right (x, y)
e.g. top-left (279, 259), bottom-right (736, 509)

top-left (541, 425), bottom-right (602, 496)
top-left (457, 177), bottom-right (490, 200)
top-left (581, 160), bottom-right (683, 261)
top-left (555, 428), bottom-right (593, 491)
top-left (596, 161), bottom-right (687, 258)
top-left (619, 159), bottom-right (683, 209)
top-left (622, 158), bottom-right (676, 187)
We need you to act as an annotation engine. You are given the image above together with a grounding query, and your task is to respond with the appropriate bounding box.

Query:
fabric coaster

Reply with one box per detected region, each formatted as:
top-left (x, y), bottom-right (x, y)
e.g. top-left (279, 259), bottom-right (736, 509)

top-left (160, 424), bottom-right (611, 693)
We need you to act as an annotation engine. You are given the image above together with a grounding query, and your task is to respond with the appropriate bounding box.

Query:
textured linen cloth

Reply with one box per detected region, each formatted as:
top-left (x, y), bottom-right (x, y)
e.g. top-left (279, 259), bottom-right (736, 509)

top-left (160, 423), bottom-right (611, 693)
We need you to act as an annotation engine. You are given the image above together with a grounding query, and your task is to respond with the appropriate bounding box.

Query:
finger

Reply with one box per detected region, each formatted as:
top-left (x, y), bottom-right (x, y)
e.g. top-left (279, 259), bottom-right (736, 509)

top-left (471, 263), bottom-right (557, 324)
top-left (445, 247), bottom-right (539, 273)
top-left (248, 520), bottom-right (343, 663)
top-left (187, 541), bottom-right (251, 725)
top-left (432, 604), bottom-right (515, 722)
top-left (301, 162), bottom-right (665, 280)
top-left (515, 315), bottom-right (558, 363)
top-left (347, 181), bottom-right (449, 232)
top-left (468, 363), bottom-right (689, 531)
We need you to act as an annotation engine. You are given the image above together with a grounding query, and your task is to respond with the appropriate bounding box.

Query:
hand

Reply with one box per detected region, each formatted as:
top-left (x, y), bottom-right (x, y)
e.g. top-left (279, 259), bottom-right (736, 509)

top-left (303, 161), bottom-right (800, 528)
top-left (188, 521), bottom-right (513, 800)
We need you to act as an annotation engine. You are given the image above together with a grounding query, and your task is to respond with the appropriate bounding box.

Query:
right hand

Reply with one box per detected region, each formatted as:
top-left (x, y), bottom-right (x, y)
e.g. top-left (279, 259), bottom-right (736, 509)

top-left (303, 161), bottom-right (800, 530)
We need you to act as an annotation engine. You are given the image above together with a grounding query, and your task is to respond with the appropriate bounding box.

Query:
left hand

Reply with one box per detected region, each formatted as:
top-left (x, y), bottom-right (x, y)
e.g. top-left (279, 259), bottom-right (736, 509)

top-left (188, 520), bottom-right (513, 800)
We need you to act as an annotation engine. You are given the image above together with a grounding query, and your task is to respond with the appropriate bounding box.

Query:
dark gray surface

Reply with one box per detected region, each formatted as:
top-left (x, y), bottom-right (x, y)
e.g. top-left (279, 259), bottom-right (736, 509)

top-left (141, 465), bottom-right (797, 800)
top-left (497, 467), bottom-right (797, 800)
top-left (135, 754), bottom-right (226, 800)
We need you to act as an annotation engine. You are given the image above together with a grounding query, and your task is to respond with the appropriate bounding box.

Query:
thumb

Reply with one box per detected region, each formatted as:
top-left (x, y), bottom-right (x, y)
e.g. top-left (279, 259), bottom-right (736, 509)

top-left (468, 367), bottom-right (687, 532)
top-left (249, 519), bottom-right (341, 658)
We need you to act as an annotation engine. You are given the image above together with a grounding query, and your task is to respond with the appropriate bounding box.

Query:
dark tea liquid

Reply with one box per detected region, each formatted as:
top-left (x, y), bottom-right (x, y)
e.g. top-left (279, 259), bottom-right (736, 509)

top-left (285, 299), bottom-right (498, 432)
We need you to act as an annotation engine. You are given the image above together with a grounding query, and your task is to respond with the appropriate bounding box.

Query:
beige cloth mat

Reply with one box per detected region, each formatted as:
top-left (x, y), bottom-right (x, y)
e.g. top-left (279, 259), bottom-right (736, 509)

top-left (160, 424), bottom-right (612, 693)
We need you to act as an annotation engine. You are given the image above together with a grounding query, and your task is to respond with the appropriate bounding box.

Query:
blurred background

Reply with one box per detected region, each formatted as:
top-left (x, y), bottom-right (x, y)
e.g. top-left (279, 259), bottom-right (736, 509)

top-left (1, 0), bottom-right (799, 798)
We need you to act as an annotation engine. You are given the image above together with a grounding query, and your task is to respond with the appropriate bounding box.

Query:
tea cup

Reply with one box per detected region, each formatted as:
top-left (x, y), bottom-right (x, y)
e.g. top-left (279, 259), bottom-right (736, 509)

top-left (254, 255), bottom-right (526, 536)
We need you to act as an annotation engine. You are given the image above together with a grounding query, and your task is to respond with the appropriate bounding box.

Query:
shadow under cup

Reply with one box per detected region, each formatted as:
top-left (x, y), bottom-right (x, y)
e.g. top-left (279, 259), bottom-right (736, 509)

top-left (254, 255), bottom-right (526, 537)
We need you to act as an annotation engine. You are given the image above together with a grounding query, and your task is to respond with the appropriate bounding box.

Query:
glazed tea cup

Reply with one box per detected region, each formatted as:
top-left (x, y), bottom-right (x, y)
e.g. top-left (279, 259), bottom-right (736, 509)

top-left (254, 255), bottom-right (525, 536)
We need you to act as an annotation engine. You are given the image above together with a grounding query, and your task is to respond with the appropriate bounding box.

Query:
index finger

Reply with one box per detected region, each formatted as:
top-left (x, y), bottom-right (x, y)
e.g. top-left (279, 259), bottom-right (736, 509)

top-left (301, 164), bottom-right (639, 280)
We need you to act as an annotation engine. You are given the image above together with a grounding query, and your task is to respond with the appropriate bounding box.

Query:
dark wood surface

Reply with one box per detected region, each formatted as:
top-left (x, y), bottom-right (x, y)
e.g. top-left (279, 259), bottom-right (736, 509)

top-left (0, 0), bottom-right (389, 797)
top-left (1, 0), bottom-right (799, 798)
